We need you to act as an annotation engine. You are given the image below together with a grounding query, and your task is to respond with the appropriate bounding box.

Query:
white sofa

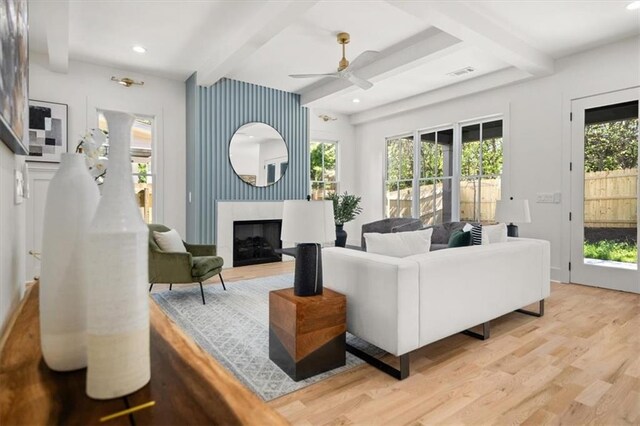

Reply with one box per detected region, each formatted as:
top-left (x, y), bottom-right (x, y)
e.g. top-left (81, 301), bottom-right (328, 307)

top-left (322, 238), bottom-right (550, 378)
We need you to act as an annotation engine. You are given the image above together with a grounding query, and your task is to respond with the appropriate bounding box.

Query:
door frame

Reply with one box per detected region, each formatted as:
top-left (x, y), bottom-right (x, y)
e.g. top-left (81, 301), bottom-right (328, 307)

top-left (568, 87), bottom-right (639, 293)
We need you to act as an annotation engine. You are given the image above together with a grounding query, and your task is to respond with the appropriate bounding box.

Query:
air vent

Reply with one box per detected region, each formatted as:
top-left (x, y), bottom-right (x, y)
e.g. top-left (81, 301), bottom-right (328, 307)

top-left (447, 66), bottom-right (475, 77)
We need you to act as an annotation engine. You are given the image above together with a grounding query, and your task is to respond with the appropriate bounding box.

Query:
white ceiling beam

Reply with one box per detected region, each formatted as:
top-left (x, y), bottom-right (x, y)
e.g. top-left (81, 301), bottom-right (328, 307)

top-left (300, 28), bottom-right (463, 106)
top-left (196, 0), bottom-right (318, 86)
top-left (349, 67), bottom-right (531, 125)
top-left (388, 1), bottom-right (554, 77)
top-left (43, 0), bottom-right (70, 73)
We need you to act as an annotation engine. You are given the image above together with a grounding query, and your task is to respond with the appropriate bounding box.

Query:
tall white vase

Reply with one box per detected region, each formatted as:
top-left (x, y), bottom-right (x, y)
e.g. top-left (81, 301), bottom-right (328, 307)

top-left (40, 153), bottom-right (100, 371)
top-left (86, 111), bottom-right (150, 399)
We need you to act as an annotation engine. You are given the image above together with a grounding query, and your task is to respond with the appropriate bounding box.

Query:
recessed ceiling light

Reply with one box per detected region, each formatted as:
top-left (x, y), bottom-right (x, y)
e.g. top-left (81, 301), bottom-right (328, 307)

top-left (132, 45), bottom-right (147, 54)
top-left (627, 1), bottom-right (640, 9)
top-left (352, 98), bottom-right (361, 103)
top-left (249, 135), bottom-right (255, 138)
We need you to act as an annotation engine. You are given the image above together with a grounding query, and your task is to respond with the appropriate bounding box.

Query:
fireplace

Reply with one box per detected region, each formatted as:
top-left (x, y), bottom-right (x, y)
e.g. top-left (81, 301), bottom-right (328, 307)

top-left (233, 220), bottom-right (282, 267)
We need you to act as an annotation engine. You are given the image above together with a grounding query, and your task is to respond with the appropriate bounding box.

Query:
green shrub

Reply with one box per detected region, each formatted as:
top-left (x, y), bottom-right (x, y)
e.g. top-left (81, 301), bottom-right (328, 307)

top-left (584, 240), bottom-right (638, 263)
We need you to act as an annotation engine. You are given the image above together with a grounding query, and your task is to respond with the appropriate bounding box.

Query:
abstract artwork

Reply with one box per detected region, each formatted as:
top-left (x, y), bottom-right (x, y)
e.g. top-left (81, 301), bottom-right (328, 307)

top-left (0, 0), bottom-right (29, 155)
top-left (28, 100), bottom-right (68, 162)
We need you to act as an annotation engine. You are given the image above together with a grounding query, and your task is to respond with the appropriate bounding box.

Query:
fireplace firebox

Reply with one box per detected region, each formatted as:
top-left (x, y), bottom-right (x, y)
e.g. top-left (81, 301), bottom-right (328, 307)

top-left (233, 220), bottom-right (282, 267)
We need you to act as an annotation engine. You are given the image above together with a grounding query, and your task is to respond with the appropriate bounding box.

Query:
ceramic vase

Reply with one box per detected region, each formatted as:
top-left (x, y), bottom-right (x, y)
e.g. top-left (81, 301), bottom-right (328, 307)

top-left (86, 110), bottom-right (150, 399)
top-left (40, 153), bottom-right (100, 371)
top-left (335, 225), bottom-right (347, 247)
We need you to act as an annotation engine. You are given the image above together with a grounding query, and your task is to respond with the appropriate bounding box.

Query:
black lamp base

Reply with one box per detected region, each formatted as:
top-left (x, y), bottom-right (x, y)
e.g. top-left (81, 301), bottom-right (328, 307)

top-left (294, 243), bottom-right (323, 297)
top-left (507, 223), bottom-right (519, 237)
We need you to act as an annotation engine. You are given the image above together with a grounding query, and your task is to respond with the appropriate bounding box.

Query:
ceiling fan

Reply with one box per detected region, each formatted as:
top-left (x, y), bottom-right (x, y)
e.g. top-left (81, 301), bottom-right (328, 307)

top-left (289, 32), bottom-right (378, 90)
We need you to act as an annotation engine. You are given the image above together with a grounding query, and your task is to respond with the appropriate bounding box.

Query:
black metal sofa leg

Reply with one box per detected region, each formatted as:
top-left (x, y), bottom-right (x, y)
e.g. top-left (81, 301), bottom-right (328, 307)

top-left (169, 283), bottom-right (172, 291)
top-left (462, 321), bottom-right (491, 340)
top-left (199, 282), bottom-right (206, 305)
top-left (149, 283), bottom-right (154, 292)
top-left (219, 273), bottom-right (227, 291)
top-left (346, 344), bottom-right (410, 380)
top-left (516, 299), bottom-right (545, 317)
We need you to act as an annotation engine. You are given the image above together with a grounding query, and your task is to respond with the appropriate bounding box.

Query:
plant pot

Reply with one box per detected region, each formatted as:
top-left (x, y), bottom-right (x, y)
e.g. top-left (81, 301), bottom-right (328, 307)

top-left (335, 224), bottom-right (347, 247)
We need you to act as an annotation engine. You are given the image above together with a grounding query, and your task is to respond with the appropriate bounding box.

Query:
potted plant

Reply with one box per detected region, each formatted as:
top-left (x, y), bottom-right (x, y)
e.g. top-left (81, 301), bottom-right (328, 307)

top-left (327, 192), bottom-right (363, 247)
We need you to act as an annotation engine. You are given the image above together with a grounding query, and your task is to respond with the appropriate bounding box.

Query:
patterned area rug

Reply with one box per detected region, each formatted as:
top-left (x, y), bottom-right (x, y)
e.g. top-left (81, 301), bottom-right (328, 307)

top-left (152, 274), bottom-right (379, 401)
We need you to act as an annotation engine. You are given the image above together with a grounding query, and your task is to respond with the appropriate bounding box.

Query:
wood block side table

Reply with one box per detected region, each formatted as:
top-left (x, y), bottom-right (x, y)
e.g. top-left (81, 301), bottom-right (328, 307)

top-left (269, 288), bottom-right (346, 381)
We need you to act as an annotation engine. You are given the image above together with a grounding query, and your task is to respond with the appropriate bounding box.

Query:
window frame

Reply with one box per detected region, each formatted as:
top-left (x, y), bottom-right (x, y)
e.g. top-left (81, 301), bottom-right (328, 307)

top-left (309, 139), bottom-right (339, 200)
top-left (383, 114), bottom-right (504, 223)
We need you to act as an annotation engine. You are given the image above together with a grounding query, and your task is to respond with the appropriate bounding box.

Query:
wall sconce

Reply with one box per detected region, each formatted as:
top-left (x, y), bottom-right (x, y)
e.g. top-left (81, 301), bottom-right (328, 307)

top-left (111, 76), bottom-right (144, 87)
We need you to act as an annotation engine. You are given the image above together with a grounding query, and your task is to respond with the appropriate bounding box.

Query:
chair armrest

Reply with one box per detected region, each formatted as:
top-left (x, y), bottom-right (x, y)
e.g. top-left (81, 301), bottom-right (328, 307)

top-left (183, 243), bottom-right (217, 257)
top-left (148, 250), bottom-right (194, 283)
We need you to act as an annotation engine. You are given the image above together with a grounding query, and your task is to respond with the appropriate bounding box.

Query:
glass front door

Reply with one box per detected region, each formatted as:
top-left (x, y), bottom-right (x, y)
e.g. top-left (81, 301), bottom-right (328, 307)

top-left (570, 88), bottom-right (639, 293)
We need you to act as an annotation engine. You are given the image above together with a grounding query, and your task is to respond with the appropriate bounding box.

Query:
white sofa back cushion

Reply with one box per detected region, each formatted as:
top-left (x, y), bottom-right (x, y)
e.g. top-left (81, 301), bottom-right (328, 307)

top-left (364, 228), bottom-right (433, 257)
top-left (481, 223), bottom-right (508, 244)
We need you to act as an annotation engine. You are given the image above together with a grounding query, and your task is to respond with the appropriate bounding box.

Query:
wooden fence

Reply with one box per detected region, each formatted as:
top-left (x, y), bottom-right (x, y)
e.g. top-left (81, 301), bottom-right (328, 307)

top-left (386, 178), bottom-right (501, 224)
top-left (584, 168), bottom-right (637, 228)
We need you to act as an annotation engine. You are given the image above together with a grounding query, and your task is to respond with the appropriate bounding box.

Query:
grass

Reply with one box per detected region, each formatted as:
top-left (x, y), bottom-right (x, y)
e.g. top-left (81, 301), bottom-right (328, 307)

top-left (584, 240), bottom-right (638, 263)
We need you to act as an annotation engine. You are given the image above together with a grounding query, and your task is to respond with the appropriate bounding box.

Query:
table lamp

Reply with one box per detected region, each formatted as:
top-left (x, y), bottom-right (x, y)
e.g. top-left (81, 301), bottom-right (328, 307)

top-left (495, 198), bottom-right (531, 237)
top-left (281, 200), bottom-right (335, 296)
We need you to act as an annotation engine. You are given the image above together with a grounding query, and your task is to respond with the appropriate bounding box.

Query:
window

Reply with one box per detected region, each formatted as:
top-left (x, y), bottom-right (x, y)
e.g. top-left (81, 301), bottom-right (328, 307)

top-left (385, 135), bottom-right (414, 218)
top-left (98, 112), bottom-right (154, 223)
top-left (310, 141), bottom-right (337, 200)
top-left (384, 117), bottom-right (503, 224)
top-left (419, 129), bottom-right (453, 225)
top-left (460, 120), bottom-right (503, 223)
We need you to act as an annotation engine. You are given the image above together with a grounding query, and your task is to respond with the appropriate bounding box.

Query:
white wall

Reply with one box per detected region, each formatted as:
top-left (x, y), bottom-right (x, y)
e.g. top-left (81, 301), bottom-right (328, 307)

top-left (0, 143), bottom-right (26, 335)
top-left (309, 109), bottom-right (359, 244)
top-left (26, 54), bottom-right (186, 279)
top-left (352, 36), bottom-right (640, 282)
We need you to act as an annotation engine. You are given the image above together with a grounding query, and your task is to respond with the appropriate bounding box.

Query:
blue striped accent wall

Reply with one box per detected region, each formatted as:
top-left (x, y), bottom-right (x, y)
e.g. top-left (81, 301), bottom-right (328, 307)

top-left (186, 76), bottom-right (309, 243)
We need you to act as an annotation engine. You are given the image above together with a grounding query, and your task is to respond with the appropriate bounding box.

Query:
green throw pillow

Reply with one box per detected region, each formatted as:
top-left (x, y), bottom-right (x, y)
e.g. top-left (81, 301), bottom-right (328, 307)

top-left (448, 230), bottom-right (472, 248)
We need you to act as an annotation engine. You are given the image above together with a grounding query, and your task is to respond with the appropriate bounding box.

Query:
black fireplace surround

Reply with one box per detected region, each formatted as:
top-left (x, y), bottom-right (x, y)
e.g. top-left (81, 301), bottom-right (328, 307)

top-left (233, 220), bottom-right (282, 267)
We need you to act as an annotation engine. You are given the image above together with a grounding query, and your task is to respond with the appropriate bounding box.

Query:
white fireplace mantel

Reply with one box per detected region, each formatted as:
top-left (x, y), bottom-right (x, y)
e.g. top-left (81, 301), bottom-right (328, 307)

top-left (216, 201), bottom-right (293, 268)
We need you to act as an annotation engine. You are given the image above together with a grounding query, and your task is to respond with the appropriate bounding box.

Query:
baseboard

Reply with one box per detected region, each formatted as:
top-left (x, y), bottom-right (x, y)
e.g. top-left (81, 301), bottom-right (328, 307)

top-left (551, 267), bottom-right (567, 284)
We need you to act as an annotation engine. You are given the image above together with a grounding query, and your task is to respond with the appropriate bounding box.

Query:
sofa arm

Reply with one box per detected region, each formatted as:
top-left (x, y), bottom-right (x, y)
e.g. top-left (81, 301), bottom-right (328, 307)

top-left (322, 247), bottom-right (420, 356)
top-left (149, 250), bottom-right (194, 283)
top-left (184, 243), bottom-right (216, 257)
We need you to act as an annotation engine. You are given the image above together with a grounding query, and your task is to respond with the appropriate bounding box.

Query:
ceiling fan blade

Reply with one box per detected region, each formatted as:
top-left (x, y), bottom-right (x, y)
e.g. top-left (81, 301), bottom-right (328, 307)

top-left (348, 50), bottom-right (379, 70)
top-left (347, 74), bottom-right (373, 90)
top-left (289, 73), bottom-right (340, 79)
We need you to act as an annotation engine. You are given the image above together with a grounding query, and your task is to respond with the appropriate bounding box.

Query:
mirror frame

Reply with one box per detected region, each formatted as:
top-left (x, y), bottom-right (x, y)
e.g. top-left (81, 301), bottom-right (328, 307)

top-left (228, 121), bottom-right (289, 187)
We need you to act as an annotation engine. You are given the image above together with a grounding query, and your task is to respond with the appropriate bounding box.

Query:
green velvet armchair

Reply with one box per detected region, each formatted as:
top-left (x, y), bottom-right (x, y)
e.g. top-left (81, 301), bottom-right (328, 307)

top-left (148, 224), bottom-right (225, 304)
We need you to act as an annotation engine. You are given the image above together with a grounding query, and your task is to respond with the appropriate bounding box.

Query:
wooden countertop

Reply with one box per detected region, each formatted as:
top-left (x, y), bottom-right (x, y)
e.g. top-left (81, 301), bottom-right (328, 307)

top-left (0, 283), bottom-right (288, 426)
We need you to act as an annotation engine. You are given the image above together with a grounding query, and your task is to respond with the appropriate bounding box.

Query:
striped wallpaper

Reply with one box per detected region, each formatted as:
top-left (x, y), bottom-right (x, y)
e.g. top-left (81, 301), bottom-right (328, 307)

top-left (186, 76), bottom-right (309, 243)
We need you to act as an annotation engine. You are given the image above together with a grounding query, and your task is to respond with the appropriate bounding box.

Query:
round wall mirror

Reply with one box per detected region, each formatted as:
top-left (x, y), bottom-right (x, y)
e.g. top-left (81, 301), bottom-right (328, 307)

top-left (229, 122), bottom-right (289, 187)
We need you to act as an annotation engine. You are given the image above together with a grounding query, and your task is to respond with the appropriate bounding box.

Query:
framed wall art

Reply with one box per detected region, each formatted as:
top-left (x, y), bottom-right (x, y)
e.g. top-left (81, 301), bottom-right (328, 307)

top-left (0, 0), bottom-right (29, 155)
top-left (27, 100), bottom-right (68, 163)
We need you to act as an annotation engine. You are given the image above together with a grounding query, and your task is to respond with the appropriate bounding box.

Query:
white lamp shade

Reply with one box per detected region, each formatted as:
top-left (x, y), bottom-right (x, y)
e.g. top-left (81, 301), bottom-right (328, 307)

top-left (495, 199), bottom-right (531, 224)
top-left (281, 200), bottom-right (335, 243)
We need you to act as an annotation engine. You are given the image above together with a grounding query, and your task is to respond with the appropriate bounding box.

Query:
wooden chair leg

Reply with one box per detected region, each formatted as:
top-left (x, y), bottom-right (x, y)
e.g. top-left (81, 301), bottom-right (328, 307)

top-left (169, 283), bottom-right (172, 291)
top-left (149, 283), bottom-right (154, 292)
top-left (199, 282), bottom-right (206, 305)
top-left (219, 273), bottom-right (226, 291)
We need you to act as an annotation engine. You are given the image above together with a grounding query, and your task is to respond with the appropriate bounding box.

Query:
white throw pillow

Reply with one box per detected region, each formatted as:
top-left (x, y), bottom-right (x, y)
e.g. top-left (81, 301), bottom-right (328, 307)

top-left (462, 223), bottom-right (474, 232)
top-left (481, 223), bottom-right (508, 244)
top-left (364, 228), bottom-right (433, 258)
top-left (153, 229), bottom-right (187, 252)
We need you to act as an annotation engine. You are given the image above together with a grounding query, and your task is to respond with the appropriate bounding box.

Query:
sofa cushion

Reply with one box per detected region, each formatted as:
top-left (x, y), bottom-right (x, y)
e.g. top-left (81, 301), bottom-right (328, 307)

top-left (448, 230), bottom-right (471, 247)
top-left (364, 228), bottom-right (433, 258)
top-left (153, 229), bottom-right (187, 253)
top-left (471, 224), bottom-right (483, 245)
top-left (192, 256), bottom-right (223, 277)
top-left (430, 243), bottom-right (449, 251)
top-left (482, 223), bottom-right (508, 244)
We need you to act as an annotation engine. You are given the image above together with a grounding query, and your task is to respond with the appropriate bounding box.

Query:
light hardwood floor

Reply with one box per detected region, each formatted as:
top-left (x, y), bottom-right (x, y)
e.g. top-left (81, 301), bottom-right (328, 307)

top-left (155, 262), bottom-right (640, 425)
